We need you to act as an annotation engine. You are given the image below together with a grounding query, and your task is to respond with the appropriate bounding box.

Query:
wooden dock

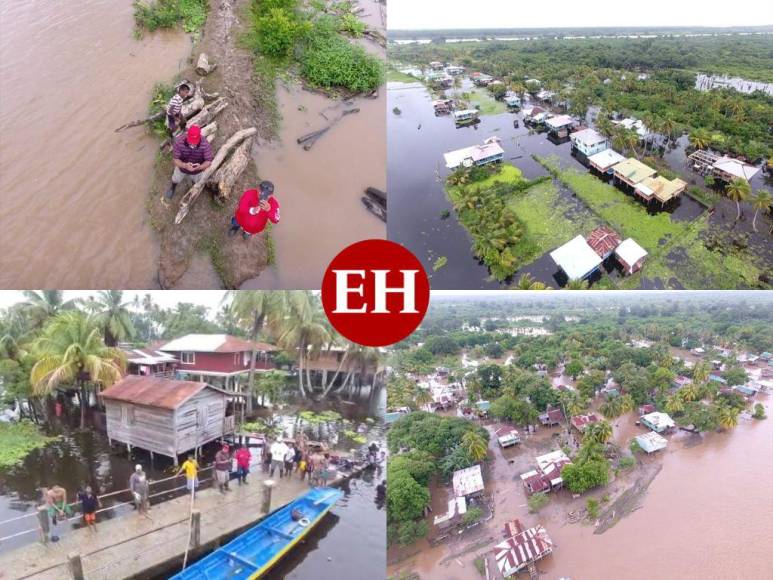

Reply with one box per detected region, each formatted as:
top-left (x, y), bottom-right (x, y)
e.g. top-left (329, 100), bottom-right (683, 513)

top-left (0, 464), bottom-right (370, 580)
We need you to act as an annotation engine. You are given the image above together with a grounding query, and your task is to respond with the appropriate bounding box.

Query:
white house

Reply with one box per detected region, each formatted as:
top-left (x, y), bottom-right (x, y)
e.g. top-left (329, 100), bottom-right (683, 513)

top-left (550, 235), bottom-right (603, 281)
top-left (635, 431), bottom-right (668, 453)
top-left (570, 128), bottom-right (608, 157)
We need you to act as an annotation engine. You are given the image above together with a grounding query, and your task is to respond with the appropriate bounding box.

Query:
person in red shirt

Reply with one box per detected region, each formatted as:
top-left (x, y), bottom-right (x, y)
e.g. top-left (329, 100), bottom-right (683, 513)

top-left (234, 445), bottom-right (252, 485)
top-left (229, 181), bottom-right (280, 239)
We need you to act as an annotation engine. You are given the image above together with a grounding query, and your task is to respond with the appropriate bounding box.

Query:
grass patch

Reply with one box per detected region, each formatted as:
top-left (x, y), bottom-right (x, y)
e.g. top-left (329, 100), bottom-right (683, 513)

top-left (133, 0), bottom-right (208, 35)
top-left (432, 256), bottom-right (447, 271)
top-left (387, 68), bottom-right (421, 83)
top-left (463, 87), bottom-right (508, 116)
top-left (527, 492), bottom-right (550, 513)
top-left (0, 421), bottom-right (56, 469)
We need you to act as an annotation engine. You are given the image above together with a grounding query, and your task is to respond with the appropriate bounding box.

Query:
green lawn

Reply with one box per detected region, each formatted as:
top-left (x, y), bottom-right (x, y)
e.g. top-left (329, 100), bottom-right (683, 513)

top-left (536, 155), bottom-right (768, 289)
top-left (465, 87), bottom-right (508, 116)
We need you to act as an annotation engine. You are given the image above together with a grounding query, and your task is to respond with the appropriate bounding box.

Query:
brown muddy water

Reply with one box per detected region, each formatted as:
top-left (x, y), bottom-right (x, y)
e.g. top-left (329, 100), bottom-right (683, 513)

top-left (244, 0), bottom-right (386, 289)
top-left (389, 397), bottom-right (773, 580)
top-left (0, 0), bottom-right (191, 288)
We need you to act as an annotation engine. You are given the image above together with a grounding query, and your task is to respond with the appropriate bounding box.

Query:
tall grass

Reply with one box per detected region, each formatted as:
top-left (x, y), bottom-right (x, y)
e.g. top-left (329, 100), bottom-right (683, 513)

top-left (133, 0), bottom-right (208, 34)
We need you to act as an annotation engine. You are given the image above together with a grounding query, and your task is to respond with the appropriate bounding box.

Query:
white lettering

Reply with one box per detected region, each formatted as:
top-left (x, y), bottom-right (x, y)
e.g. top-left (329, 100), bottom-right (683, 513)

top-left (371, 270), bottom-right (418, 314)
top-left (332, 270), bottom-right (368, 313)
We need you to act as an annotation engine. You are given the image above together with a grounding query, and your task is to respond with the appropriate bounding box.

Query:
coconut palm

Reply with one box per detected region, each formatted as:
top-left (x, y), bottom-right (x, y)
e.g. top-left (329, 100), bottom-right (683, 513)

top-left (272, 292), bottom-right (331, 398)
top-left (689, 128), bottom-right (711, 151)
top-left (461, 430), bottom-right (488, 462)
top-left (229, 291), bottom-right (285, 412)
top-left (665, 394), bottom-right (685, 415)
top-left (30, 312), bottom-right (125, 428)
top-left (82, 291), bottom-right (135, 347)
top-left (586, 420), bottom-right (613, 444)
top-left (681, 382), bottom-right (701, 402)
top-left (21, 291), bottom-right (79, 328)
top-left (516, 273), bottom-right (548, 290)
top-left (600, 397), bottom-right (622, 419)
top-left (414, 386), bottom-right (433, 409)
top-left (750, 190), bottom-right (771, 233)
top-left (618, 394), bottom-right (635, 414)
top-left (725, 178), bottom-right (751, 222)
top-left (717, 405), bottom-right (740, 430)
top-left (692, 361), bottom-right (710, 384)
top-left (565, 279), bottom-right (590, 290)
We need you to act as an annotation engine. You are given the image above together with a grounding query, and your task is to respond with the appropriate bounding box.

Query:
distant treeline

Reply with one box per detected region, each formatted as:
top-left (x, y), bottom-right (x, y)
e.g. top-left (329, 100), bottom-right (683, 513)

top-left (388, 26), bottom-right (773, 39)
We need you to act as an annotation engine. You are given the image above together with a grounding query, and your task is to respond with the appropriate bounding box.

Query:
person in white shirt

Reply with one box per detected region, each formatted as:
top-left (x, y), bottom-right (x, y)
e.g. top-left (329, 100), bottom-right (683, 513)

top-left (270, 440), bottom-right (288, 478)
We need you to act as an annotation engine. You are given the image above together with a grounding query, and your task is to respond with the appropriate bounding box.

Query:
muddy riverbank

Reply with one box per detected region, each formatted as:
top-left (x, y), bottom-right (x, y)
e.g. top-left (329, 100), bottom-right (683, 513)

top-left (388, 396), bottom-right (773, 580)
top-left (0, 0), bottom-right (190, 288)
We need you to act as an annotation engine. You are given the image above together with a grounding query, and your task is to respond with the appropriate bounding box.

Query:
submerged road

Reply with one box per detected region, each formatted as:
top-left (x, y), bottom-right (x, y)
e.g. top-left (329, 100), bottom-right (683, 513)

top-left (0, 464), bottom-right (364, 579)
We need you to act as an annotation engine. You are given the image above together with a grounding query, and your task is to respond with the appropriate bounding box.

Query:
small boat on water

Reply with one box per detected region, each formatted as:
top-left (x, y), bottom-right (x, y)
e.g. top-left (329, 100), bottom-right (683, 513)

top-left (171, 487), bottom-right (344, 579)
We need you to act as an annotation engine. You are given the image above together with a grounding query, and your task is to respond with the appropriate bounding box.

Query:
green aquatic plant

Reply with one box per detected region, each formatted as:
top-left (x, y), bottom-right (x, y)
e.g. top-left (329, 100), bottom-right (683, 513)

top-left (0, 421), bottom-right (57, 469)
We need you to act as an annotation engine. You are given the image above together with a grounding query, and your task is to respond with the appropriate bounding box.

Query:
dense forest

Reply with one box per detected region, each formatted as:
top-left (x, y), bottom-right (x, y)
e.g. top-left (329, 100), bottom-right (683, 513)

top-left (391, 34), bottom-right (773, 160)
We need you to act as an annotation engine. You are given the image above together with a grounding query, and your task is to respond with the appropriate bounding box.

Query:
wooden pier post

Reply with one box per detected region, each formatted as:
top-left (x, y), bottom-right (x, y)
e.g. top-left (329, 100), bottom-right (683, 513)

top-left (37, 506), bottom-right (49, 544)
top-left (191, 509), bottom-right (201, 549)
top-left (261, 480), bottom-right (274, 514)
top-left (67, 553), bottom-right (84, 580)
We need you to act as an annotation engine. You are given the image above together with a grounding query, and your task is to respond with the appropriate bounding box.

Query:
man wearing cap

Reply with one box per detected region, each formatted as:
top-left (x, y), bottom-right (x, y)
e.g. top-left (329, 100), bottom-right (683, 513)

top-left (129, 465), bottom-right (150, 516)
top-left (214, 444), bottom-right (232, 493)
top-left (228, 181), bottom-right (280, 239)
top-left (165, 125), bottom-right (213, 199)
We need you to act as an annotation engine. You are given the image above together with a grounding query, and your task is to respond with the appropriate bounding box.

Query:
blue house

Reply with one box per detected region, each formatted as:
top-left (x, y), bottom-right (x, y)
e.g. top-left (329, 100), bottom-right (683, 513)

top-left (570, 128), bottom-right (608, 159)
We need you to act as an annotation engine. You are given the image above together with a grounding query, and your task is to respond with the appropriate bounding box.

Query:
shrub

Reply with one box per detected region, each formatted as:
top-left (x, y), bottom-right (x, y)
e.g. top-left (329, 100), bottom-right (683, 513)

top-left (338, 13), bottom-right (366, 37)
top-left (618, 455), bottom-right (636, 470)
top-left (462, 506), bottom-right (484, 525)
top-left (397, 520), bottom-right (428, 545)
top-left (300, 30), bottom-right (383, 93)
top-left (133, 0), bottom-right (208, 34)
top-left (629, 439), bottom-right (643, 454)
top-left (586, 498), bottom-right (600, 519)
top-left (752, 403), bottom-right (766, 420)
top-left (254, 8), bottom-right (306, 58)
top-left (527, 493), bottom-right (550, 513)
top-left (387, 469), bottom-right (430, 523)
top-left (562, 459), bottom-right (609, 494)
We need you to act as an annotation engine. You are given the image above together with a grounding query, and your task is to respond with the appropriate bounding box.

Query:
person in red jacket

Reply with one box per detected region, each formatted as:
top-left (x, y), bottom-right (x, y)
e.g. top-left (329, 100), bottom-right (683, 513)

top-left (229, 181), bottom-right (280, 239)
top-left (234, 445), bottom-right (252, 485)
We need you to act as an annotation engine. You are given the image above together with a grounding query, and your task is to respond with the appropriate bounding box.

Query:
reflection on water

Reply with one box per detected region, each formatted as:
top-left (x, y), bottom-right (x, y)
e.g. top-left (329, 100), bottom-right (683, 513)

top-left (0, 0), bottom-right (190, 288)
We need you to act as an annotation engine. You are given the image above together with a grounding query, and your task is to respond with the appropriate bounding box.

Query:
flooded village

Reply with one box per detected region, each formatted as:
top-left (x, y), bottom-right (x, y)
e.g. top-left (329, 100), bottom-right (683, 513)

top-left (386, 291), bottom-right (773, 579)
top-left (387, 31), bottom-right (773, 290)
top-left (0, 290), bottom-right (386, 578)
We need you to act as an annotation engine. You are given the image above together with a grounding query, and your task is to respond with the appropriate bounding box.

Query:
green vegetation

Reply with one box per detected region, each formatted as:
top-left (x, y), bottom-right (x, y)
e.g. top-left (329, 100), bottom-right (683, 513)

top-left (562, 441), bottom-right (610, 494)
top-left (392, 34), bottom-right (773, 159)
top-left (528, 492), bottom-right (550, 513)
top-left (432, 256), bottom-right (448, 272)
top-left (462, 506), bottom-right (484, 525)
top-left (586, 497), bottom-right (600, 520)
top-left (0, 421), bottom-right (56, 468)
top-left (387, 68), bottom-right (420, 83)
top-left (462, 87), bottom-right (507, 115)
top-left (752, 403), bottom-right (766, 420)
top-left (147, 83), bottom-right (176, 139)
top-left (244, 0), bottom-right (382, 94)
top-left (618, 455), bottom-right (636, 470)
top-left (133, 0), bottom-right (208, 34)
top-left (445, 163), bottom-right (554, 281)
top-left (536, 156), bottom-right (768, 289)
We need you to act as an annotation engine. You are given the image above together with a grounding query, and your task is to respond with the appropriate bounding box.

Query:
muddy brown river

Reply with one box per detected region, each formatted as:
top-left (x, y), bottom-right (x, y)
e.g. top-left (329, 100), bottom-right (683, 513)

top-left (390, 396), bottom-right (773, 579)
top-left (0, 0), bottom-right (190, 288)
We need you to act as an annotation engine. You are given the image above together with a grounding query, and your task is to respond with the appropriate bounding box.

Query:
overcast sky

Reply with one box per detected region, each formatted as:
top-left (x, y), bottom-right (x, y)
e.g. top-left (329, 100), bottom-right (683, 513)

top-left (388, 0), bottom-right (773, 30)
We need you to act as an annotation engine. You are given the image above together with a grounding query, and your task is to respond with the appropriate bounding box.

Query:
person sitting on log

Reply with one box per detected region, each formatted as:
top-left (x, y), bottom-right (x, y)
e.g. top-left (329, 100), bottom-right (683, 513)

top-left (228, 181), bottom-right (280, 240)
top-left (165, 125), bottom-right (213, 199)
top-left (165, 83), bottom-right (190, 138)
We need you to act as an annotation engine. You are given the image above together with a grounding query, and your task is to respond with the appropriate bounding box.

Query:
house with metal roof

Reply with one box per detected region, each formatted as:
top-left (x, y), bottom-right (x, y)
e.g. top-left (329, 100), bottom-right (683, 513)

top-left (545, 114), bottom-right (576, 137)
top-left (615, 238), bottom-right (648, 275)
top-left (586, 226), bottom-right (622, 260)
top-left (612, 158), bottom-right (658, 189)
top-left (495, 425), bottom-right (521, 448)
top-left (520, 449), bottom-right (572, 494)
top-left (634, 176), bottom-right (687, 204)
top-left (712, 156), bottom-right (760, 183)
top-left (570, 412), bottom-right (599, 433)
top-left (444, 137), bottom-right (504, 169)
top-left (613, 117), bottom-right (651, 139)
top-left (452, 464), bottom-right (485, 498)
top-left (570, 128), bottom-right (608, 158)
top-left (504, 95), bottom-right (521, 109)
top-left (452, 108), bottom-right (481, 126)
top-left (550, 235), bottom-right (604, 282)
top-left (588, 148), bottom-right (626, 175)
top-left (640, 411), bottom-right (675, 433)
top-left (101, 376), bottom-right (235, 463)
top-left (493, 522), bottom-right (554, 577)
top-left (121, 346), bottom-right (179, 378)
top-left (538, 406), bottom-right (565, 427)
top-left (636, 431), bottom-right (668, 453)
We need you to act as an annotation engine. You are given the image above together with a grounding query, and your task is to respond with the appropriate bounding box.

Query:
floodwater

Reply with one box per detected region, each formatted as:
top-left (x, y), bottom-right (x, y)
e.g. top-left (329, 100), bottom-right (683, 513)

top-left (695, 73), bottom-right (773, 96)
top-left (387, 79), bottom-right (768, 289)
top-left (0, 0), bottom-right (191, 288)
top-left (0, 389), bottom-right (385, 556)
top-left (245, 0), bottom-right (386, 289)
top-left (390, 396), bottom-right (773, 580)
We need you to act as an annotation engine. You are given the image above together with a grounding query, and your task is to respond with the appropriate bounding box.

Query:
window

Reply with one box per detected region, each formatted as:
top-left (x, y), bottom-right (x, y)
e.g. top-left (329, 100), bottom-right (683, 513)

top-left (121, 404), bottom-right (135, 426)
top-left (181, 351), bottom-right (195, 364)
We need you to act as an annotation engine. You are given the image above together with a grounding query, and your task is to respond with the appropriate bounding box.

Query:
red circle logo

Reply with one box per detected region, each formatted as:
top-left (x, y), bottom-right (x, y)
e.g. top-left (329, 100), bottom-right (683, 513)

top-left (321, 240), bottom-right (430, 347)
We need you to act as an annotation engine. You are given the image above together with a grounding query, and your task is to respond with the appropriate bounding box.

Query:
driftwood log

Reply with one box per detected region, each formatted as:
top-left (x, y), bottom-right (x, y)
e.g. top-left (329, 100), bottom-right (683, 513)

top-left (195, 53), bottom-right (217, 76)
top-left (296, 107), bottom-right (360, 150)
top-left (208, 138), bottom-right (252, 200)
top-left (175, 127), bottom-right (258, 224)
top-left (201, 121), bottom-right (218, 143)
top-left (186, 97), bottom-right (228, 129)
top-left (365, 187), bottom-right (386, 208)
top-left (361, 187), bottom-right (387, 222)
top-left (114, 80), bottom-right (203, 133)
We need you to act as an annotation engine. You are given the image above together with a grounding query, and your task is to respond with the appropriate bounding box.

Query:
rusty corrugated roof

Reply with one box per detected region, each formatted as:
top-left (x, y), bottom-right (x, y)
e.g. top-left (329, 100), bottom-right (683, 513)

top-left (101, 375), bottom-right (227, 410)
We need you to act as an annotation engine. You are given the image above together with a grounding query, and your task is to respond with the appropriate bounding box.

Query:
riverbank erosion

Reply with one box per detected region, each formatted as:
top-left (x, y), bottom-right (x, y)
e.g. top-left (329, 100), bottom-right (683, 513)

top-left (145, 0), bottom-right (274, 289)
top-left (0, 460), bottom-right (375, 579)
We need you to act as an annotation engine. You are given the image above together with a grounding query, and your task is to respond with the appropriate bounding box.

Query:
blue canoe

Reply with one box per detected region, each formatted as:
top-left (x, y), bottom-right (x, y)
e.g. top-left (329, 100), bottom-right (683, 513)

top-left (171, 487), bottom-right (344, 579)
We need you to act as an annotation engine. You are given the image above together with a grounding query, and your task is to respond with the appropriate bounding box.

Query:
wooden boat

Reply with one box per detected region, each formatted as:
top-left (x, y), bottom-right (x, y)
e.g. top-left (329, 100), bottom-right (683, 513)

top-left (171, 487), bottom-right (344, 579)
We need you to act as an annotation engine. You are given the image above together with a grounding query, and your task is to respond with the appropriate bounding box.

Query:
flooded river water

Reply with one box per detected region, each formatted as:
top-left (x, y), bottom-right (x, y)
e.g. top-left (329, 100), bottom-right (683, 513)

top-left (389, 396), bottom-right (773, 580)
top-left (0, 0), bottom-right (190, 288)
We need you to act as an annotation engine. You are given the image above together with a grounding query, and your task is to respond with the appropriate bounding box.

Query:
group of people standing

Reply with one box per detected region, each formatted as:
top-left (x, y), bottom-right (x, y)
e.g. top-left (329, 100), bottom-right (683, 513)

top-left (265, 438), bottom-right (332, 487)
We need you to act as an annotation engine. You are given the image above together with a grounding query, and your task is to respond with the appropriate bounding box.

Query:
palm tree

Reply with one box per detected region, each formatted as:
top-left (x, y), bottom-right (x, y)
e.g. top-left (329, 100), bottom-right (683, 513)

top-left (689, 128), bottom-right (711, 151)
top-left (515, 274), bottom-right (548, 290)
top-left (660, 116), bottom-right (677, 148)
top-left (665, 394), bottom-right (685, 415)
top-left (82, 291), bottom-right (135, 347)
top-left (692, 361), bottom-right (710, 384)
top-left (586, 420), bottom-right (613, 444)
top-left (30, 312), bottom-right (125, 428)
top-left (21, 291), bottom-right (79, 328)
top-left (725, 178), bottom-right (751, 222)
top-left (272, 292), bottom-right (331, 398)
top-left (461, 430), bottom-right (488, 462)
top-left (600, 397), bottom-right (622, 419)
top-left (750, 190), bottom-right (771, 233)
top-left (681, 383), bottom-right (700, 402)
top-left (565, 279), bottom-right (590, 290)
top-left (717, 405), bottom-right (739, 430)
top-left (414, 387), bottom-right (433, 409)
top-left (229, 291), bottom-right (284, 413)
top-left (618, 394), bottom-right (635, 414)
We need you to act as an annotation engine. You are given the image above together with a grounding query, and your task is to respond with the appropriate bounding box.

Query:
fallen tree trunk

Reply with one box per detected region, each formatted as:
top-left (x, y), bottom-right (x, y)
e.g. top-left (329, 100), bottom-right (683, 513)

top-left (201, 121), bottom-right (218, 143)
top-left (196, 53), bottom-right (217, 76)
top-left (209, 137), bottom-right (252, 199)
top-left (180, 80), bottom-right (205, 119)
top-left (296, 107), bottom-right (359, 150)
top-left (175, 127), bottom-right (258, 224)
top-left (364, 187), bottom-right (386, 208)
top-left (186, 97), bottom-right (228, 129)
top-left (114, 110), bottom-right (165, 133)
